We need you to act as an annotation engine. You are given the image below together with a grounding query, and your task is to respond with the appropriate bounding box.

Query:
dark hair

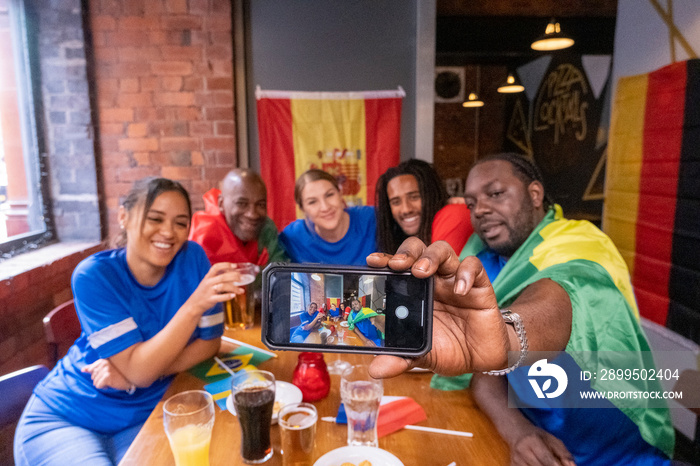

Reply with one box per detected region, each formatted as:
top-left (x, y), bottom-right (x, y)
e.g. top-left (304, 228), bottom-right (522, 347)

top-left (294, 169), bottom-right (340, 209)
top-left (113, 177), bottom-right (192, 248)
top-left (473, 153), bottom-right (554, 209)
top-left (375, 159), bottom-right (448, 253)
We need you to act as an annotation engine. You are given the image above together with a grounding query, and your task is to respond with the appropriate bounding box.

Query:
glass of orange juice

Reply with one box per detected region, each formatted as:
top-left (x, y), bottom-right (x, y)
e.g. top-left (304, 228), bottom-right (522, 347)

top-left (163, 390), bottom-right (215, 466)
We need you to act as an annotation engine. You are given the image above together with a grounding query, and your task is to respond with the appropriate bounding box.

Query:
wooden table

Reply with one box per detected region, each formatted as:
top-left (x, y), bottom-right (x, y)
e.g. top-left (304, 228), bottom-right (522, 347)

top-left (120, 327), bottom-right (509, 465)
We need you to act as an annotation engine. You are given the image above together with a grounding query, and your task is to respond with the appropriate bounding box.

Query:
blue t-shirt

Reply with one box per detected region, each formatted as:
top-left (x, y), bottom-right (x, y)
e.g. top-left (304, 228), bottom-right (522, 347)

top-left (279, 206), bottom-right (377, 266)
top-left (33, 242), bottom-right (223, 435)
top-left (350, 311), bottom-right (383, 346)
top-left (291, 310), bottom-right (320, 343)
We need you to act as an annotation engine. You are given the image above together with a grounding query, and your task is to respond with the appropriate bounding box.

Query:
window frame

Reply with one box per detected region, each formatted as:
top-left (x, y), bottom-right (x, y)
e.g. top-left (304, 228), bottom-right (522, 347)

top-left (0, 0), bottom-right (55, 259)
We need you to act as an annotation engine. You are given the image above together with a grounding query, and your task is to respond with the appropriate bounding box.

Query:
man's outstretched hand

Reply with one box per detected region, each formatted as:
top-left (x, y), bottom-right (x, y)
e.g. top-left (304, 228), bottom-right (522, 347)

top-left (366, 238), bottom-right (510, 379)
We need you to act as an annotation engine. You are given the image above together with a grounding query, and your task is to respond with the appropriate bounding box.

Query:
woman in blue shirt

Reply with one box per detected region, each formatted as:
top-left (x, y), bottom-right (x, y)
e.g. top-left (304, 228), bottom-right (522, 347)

top-left (280, 169), bottom-right (377, 265)
top-left (14, 178), bottom-right (244, 466)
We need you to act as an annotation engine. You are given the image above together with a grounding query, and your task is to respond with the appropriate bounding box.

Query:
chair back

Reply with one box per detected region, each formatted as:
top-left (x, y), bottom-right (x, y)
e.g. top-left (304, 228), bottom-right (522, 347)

top-left (0, 365), bottom-right (49, 427)
top-left (43, 299), bottom-right (81, 366)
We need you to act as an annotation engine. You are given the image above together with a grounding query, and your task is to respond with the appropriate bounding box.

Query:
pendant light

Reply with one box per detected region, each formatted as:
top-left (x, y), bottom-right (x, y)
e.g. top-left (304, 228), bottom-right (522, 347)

top-left (497, 73), bottom-right (524, 93)
top-left (462, 92), bottom-right (484, 107)
top-left (462, 66), bottom-right (484, 108)
top-left (531, 18), bottom-right (574, 51)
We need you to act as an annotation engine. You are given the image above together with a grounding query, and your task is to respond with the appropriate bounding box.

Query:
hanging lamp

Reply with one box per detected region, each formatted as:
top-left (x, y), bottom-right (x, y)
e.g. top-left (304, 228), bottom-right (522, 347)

top-left (497, 73), bottom-right (524, 93)
top-left (463, 66), bottom-right (484, 107)
top-left (531, 18), bottom-right (574, 51)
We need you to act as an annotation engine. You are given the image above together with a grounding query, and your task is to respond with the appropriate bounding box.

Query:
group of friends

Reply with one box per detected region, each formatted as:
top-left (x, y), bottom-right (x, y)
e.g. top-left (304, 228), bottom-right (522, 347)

top-left (291, 299), bottom-right (385, 347)
top-left (13, 152), bottom-right (676, 466)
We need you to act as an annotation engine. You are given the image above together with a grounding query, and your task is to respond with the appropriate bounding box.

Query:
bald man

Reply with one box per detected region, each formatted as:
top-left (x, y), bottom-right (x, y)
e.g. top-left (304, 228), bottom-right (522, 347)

top-left (189, 169), bottom-right (287, 266)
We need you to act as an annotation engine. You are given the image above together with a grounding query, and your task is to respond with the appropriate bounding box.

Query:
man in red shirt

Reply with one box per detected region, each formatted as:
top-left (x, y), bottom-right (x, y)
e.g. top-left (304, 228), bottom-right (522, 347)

top-left (189, 169), bottom-right (286, 266)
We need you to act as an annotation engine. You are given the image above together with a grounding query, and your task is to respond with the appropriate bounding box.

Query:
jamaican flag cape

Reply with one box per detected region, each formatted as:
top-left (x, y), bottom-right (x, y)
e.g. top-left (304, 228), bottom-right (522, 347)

top-left (456, 205), bottom-right (674, 457)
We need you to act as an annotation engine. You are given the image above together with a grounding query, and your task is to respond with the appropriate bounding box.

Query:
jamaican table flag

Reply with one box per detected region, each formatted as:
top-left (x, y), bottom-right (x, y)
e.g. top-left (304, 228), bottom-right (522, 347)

top-left (256, 87), bottom-right (404, 230)
top-left (604, 59), bottom-right (700, 343)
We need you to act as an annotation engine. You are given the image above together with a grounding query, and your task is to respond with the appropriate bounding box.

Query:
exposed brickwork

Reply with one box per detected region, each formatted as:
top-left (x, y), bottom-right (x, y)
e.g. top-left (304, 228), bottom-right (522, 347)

top-left (89, 0), bottom-right (237, 225)
top-left (0, 244), bottom-right (103, 377)
top-left (33, 0), bottom-right (102, 242)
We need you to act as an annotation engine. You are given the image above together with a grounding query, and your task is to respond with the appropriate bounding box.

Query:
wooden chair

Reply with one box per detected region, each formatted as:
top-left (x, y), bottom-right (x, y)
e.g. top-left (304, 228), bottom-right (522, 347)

top-left (43, 299), bottom-right (81, 367)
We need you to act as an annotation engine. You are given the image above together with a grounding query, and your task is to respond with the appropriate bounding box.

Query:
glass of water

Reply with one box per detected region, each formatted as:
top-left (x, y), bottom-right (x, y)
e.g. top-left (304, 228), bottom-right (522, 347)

top-left (340, 364), bottom-right (383, 447)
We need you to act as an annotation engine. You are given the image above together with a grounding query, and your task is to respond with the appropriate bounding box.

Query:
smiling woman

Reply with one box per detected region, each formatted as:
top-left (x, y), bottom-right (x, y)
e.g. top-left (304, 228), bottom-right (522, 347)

top-left (279, 169), bottom-right (377, 266)
top-left (13, 177), bottom-right (244, 465)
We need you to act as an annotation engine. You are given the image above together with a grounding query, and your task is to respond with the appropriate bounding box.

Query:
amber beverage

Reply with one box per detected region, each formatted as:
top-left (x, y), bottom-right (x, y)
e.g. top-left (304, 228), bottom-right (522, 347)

top-left (279, 403), bottom-right (318, 466)
top-left (225, 263), bottom-right (259, 330)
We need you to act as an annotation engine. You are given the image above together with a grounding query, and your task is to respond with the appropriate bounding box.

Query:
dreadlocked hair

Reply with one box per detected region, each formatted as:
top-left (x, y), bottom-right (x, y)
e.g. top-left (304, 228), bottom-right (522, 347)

top-left (112, 177), bottom-right (192, 248)
top-left (474, 153), bottom-right (554, 209)
top-left (375, 159), bottom-right (448, 253)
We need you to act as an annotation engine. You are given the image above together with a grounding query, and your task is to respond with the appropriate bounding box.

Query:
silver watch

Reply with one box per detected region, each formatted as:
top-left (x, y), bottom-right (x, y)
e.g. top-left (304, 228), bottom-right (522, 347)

top-left (484, 309), bottom-right (528, 376)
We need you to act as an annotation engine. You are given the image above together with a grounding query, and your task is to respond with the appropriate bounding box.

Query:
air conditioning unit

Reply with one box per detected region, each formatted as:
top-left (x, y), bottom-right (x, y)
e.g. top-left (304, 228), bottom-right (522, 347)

top-left (435, 66), bottom-right (465, 103)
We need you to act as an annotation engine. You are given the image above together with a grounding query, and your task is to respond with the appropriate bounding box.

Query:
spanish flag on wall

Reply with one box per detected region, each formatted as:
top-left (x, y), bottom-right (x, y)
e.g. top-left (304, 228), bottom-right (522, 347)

top-left (604, 59), bottom-right (700, 344)
top-left (256, 87), bottom-right (404, 230)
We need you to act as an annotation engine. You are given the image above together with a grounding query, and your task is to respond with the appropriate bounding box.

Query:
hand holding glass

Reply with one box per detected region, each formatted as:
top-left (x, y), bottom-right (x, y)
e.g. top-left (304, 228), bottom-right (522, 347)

top-left (163, 390), bottom-right (215, 466)
top-left (225, 262), bottom-right (260, 330)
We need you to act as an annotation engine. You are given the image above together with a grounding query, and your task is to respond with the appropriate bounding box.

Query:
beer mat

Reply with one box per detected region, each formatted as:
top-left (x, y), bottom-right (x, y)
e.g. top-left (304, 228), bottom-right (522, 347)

top-left (189, 345), bottom-right (274, 382)
top-left (334, 396), bottom-right (427, 438)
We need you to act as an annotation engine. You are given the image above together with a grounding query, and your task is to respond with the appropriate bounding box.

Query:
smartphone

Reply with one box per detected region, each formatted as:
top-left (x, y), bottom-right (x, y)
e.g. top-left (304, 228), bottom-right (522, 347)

top-left (261, 263), bottom-right (433, 357)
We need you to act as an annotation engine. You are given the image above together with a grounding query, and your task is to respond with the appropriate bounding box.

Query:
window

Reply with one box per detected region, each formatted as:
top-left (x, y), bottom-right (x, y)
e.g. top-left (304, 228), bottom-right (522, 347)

top-left (0, 0), bottom-right (53, 258)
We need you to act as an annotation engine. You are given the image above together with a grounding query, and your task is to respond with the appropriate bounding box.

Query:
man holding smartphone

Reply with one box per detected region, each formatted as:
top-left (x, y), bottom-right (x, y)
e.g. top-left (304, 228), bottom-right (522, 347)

top-left (367, 153), bottom-right (673, 466)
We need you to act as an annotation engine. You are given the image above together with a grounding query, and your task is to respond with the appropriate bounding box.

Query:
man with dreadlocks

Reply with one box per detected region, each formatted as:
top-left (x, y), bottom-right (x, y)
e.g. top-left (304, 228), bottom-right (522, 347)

top-left (374, 159), bottom-right (472, 254)
top-left (367, 153), bottom-right (674, 465)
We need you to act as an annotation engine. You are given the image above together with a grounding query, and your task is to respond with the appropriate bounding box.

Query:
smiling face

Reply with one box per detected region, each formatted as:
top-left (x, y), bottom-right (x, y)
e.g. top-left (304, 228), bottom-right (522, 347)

top-left (351, 299), bottom-right (361, 312)
top-left (219, 175), bottom-right (267, 242)
top-left (307, 302), bottom-right (318, 315)
top-left (119, 190), bottom-right (191, 285)
top-left (464, 160), bottom-right (545, 258)
top-left (299, 179), bottom-right (346, 234)
top-left (387, 174), bottom-right (423, 236)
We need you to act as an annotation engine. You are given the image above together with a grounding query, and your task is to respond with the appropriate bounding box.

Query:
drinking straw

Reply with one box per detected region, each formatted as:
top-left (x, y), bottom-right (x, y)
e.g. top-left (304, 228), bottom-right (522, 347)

top-left (214, 356), bottom-right (237, 377)
top-left (321, 417), bottom-right (474, 439)
top-left (403, 425), bottom-right (473, 438)
top-left (221, 336), bottom-right (277, 358)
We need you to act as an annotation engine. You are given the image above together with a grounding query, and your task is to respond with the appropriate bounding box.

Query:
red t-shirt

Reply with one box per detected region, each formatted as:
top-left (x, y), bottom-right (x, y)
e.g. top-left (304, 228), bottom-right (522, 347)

top-left (431, 204), bottom-right (473, 254)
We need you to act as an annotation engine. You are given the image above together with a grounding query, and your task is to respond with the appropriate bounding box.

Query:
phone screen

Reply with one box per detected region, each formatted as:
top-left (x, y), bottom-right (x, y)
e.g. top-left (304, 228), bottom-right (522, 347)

top-left (262, 264), bottom-right (432, 356)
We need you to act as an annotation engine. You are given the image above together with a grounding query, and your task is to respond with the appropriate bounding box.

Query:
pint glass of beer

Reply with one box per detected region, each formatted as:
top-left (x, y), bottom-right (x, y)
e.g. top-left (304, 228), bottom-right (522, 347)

top-left (224, 262), bottom-right (260, 330)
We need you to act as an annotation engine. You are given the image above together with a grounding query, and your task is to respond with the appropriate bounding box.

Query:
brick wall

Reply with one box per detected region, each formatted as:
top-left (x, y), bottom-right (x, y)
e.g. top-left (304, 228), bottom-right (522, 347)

top-left (33, 0), bottom-right (102, 242)
top-left (1, 0), bottom-right (238, 374)
top-left (88, 0), bottom-right (237, 237)
top-left (0, 244), bottom-right (103, 376)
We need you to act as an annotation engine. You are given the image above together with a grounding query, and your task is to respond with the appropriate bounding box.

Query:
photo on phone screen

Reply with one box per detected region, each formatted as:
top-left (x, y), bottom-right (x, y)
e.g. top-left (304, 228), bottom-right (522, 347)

top-left (262, 264), bottom-right (433, 357)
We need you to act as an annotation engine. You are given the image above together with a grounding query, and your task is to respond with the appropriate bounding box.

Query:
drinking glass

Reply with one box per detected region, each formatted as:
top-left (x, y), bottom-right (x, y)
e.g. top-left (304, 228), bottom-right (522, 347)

top-left (224, 262), bottom-right (260, 330)
top-left (340, 364), bottom-right (383, 447)
top-left (163, 390), bottom-right (215, 466)
top-left (278, 402), bottom-right (318, 466)
top-left (231, 370), bottom-right (276, 463)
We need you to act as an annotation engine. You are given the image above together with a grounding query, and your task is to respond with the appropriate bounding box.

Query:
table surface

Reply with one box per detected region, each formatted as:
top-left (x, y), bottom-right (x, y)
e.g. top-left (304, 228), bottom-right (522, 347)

top-left (119, 327), bottom-right (510, 465)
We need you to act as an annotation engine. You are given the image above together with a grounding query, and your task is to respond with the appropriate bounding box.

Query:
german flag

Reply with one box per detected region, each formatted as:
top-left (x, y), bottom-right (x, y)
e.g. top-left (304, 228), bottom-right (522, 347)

top-left (604, 59), bottom-right (700, 344)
